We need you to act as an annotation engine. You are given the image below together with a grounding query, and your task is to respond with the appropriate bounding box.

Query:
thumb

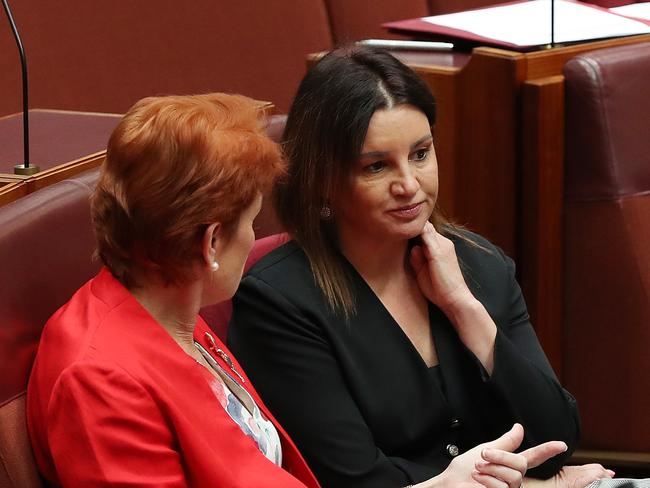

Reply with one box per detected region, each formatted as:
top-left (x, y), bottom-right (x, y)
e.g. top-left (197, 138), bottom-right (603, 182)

top-left (483, 423), bottom-right (524, 453)
top-left (410, 245), bottom-right (425, 271)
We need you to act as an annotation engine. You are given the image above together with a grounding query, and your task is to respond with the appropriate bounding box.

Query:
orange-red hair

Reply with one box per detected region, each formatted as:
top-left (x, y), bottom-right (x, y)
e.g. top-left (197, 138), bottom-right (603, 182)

top-left (91, 93), bottom-right (284, 288)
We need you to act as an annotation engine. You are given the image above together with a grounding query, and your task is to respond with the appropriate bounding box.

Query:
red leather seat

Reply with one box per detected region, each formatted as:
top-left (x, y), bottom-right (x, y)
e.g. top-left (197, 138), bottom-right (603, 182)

top-left (562, 42), bottom-right (650, 454)
top-left (0, 169), bottom-right (101, 487)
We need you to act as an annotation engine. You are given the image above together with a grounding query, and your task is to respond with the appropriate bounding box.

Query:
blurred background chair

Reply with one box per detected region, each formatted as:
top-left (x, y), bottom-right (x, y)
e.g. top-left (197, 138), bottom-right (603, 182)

top-left (562, 41), bottom-right (650, 464)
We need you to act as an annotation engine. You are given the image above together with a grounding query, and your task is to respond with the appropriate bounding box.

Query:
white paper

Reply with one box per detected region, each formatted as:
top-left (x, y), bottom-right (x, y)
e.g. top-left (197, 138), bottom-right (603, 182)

top-left (422, 0), bottom-right (650, 47)
top-left (611, 3), bottom-right (650, 21)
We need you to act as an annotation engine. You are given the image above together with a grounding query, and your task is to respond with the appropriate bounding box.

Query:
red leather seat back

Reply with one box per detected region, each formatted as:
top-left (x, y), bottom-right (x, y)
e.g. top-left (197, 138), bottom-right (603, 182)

top-left (0, 168), bottom-right (101, 487)
top-left (324, 0), bottom-right (430, 42)
top-left (562, 42), bottom-right (650, 452)
top-left (255, 115), bottom-right (287, 239)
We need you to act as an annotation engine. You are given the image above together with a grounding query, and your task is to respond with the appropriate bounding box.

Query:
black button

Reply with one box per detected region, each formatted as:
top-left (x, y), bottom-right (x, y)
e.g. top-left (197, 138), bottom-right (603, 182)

top-left (450, 418), bottom-right (460, 429)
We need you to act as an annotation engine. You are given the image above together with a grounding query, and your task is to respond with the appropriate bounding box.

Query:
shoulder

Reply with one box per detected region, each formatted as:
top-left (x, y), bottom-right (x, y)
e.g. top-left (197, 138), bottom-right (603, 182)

top-left (233, 240), bottom-right (337, 322)
top-left (445, 226), bottom-right (514, 275)
top-left (443, 227), bottom-right (518, 311)
top-left (247, 240), bottom-right (309, 277)
top-left (243, 240), bottom-right (320, 298)
top-left (34, 271), bottom-right (188, 396)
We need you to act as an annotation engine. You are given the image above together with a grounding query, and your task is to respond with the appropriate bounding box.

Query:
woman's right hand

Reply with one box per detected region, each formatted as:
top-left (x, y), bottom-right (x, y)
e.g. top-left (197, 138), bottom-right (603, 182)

top-left (414, 424), bottom-right (568, 488)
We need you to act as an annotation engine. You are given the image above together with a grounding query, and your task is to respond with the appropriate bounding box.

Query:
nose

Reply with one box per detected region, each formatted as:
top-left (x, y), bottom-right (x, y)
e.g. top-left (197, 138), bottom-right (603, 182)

top-left (390, 163), bottom-right (420, 197)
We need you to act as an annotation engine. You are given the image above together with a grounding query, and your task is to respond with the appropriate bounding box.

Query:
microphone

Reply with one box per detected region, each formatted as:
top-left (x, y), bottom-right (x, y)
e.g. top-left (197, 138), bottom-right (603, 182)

top-left (2, 0), bottom-right (39, 175)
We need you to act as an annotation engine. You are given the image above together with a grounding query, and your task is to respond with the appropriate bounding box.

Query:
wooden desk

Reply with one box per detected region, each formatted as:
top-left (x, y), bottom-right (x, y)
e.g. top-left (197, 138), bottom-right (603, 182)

top-left (0, 109), bottom-right (121, 199)
top-left (0, 180), bottom-right (28, 208)
top-left (310, 33), bottom-right (650, 374)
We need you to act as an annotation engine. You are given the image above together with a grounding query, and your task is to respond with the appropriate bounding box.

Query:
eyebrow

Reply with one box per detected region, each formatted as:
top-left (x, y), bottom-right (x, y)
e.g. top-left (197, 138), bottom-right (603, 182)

top-left (359, 135), bottom-right (433, 158)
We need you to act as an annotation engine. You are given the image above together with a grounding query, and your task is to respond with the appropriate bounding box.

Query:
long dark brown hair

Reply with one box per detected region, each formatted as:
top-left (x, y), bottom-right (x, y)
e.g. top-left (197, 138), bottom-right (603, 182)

top-left (275, 45), bottom-right (465, 316)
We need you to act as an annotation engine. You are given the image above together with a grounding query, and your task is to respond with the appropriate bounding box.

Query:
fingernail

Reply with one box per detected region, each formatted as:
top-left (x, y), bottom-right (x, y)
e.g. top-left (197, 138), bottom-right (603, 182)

top-left (562, 443), bottom-right (568, 452)
top-left (607, 470), bottom-right (615, 477)
top-left (482, 448), bottom-right (492, 458)
top-left (475, 460), bottom-right (488, 469)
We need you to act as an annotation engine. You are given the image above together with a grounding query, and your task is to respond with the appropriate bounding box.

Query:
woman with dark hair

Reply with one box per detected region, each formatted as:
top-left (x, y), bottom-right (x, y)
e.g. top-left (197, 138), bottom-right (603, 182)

top-left (27, 93), bottom-right (319, 487)
top-left (228, 47), bottom-right (613, 488)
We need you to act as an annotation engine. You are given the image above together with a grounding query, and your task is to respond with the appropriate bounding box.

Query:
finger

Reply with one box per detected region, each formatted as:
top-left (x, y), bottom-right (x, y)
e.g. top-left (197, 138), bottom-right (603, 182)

top-left (583, 463), bottom-right (612, 472)
top-left (480, 449), bottom-right (527, 474)
top-left (574, 472), bottom-right (609, 487)
top-left (483, 424), bottom-right (524, 454)
top-left (475, 460), bottom-right (524, 487)
top-left (471, 470), bottom-right (509, 488)
top-left (520, 441), bottom-right (567, 469)
top-left (578, 464), bottom-right (615, 480)
top-left (419, 221), bottom-right (441, 258)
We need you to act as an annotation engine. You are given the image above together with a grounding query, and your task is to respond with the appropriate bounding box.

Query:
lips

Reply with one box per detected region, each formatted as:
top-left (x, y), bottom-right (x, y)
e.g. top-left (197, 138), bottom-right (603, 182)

top-left (387, 201), bottom-right (424, 220)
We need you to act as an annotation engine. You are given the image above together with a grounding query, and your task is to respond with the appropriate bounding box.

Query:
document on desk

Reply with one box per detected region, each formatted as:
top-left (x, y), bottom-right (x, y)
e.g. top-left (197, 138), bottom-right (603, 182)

top-left (384, 0), bottom-right (650, 50)
top-left (611, 2), bottom-right (650, 22)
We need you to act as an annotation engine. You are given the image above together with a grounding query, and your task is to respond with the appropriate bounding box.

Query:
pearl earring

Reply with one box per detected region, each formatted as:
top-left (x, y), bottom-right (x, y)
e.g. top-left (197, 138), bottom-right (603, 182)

top-left (211, 261), bottom-right (219, 271)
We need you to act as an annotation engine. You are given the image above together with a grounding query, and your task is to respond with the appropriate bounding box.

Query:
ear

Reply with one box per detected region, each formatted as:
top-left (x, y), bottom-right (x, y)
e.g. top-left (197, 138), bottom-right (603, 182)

top-left (201, 222), bottom-right (221, 270)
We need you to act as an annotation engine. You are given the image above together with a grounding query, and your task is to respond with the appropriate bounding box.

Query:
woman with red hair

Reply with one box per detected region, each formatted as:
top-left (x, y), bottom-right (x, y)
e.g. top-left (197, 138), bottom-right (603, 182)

top-left (26, 93), bottom-right (319, 487)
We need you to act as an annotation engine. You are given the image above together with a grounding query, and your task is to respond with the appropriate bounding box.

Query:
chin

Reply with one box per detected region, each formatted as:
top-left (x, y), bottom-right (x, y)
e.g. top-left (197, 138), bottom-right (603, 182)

top-left (386, 220), bottom-right (429, 241)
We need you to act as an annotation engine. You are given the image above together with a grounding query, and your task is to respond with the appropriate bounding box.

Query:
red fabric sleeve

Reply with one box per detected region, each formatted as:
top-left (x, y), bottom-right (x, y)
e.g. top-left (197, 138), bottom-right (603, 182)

top-left (47, 362), bottom-right (187, 487)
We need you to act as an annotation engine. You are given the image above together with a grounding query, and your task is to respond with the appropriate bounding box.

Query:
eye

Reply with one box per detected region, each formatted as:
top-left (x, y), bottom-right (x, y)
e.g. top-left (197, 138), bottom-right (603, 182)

top-left (410, 148), bottom-right (429, 162)
top-left (364, 161), bottom-right (386, 174)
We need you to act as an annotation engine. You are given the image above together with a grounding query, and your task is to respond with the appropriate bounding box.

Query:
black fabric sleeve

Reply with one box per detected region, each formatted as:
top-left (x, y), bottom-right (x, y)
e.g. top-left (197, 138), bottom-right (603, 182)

top-left (229, 275), bottom-right (438, 488)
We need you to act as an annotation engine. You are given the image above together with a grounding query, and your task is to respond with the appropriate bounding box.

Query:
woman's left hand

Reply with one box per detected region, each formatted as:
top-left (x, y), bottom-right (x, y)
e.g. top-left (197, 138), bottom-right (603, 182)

top-left (550, 464), bottom-right (615, 488)
top-left (409, 221), bottom-right (473, 313)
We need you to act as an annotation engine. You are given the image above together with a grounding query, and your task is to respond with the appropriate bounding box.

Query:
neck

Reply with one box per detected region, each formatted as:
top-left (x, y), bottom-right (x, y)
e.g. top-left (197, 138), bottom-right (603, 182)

top-left (129, 276), bottom-right (203, 353)
top-left (338, 230), bottom-right (410, 287)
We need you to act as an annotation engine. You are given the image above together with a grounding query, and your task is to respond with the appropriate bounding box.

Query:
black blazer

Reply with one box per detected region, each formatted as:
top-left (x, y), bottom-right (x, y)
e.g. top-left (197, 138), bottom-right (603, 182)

top-left (228, 231), bottom-right (579, 488)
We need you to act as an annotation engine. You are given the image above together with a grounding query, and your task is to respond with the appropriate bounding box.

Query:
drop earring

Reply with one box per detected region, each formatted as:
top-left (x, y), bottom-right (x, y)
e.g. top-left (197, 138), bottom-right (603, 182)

top-left (320, 204), bottom-right (333, 220)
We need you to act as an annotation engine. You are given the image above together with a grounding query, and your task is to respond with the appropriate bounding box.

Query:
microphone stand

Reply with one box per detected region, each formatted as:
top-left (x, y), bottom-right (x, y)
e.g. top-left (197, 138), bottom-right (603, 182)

top-left (2, 0), bottom-right (39, 175)
top-left (551, 0), bottom-right (556, 48)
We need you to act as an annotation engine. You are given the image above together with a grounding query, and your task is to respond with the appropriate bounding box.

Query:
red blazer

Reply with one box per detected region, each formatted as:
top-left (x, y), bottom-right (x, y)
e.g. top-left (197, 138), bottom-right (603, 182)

top-left (27, 268), bottom-right (319, 488)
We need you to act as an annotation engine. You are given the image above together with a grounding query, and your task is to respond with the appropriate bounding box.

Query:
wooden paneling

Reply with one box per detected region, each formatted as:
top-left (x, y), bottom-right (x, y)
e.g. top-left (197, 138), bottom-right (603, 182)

top-left (519, 76), bottom-right (565, 374)
top-left (0, 181), bottom-right (28, 208)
